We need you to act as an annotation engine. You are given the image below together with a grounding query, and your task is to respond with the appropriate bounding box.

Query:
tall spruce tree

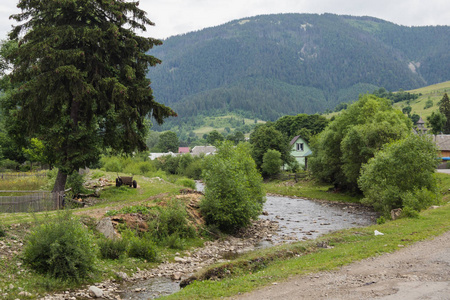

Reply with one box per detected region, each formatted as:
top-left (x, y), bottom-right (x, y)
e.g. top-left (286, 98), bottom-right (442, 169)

top-left (4, 0), bottom-right (175, 192)
top-left (439, 93), bottom-right (450, 133)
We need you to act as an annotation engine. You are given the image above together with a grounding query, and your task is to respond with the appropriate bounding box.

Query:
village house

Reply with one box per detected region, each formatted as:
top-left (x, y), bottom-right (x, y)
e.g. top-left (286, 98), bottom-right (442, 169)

top-left (178, 147), bottom-right (190, 154)
top-left (289, 135), bottom-right (312, 169)
top-left (191, 146), bottom-right (217, 156)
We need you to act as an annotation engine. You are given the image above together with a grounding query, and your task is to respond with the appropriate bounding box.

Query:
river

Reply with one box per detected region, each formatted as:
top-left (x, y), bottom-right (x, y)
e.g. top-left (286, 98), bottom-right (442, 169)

top-left (118, 182), bottom-right (376, 299)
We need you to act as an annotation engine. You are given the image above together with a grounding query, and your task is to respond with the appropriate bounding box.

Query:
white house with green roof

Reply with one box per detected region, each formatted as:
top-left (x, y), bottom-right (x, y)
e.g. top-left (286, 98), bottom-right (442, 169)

top-left (289, 135), bottom-right (312, 169)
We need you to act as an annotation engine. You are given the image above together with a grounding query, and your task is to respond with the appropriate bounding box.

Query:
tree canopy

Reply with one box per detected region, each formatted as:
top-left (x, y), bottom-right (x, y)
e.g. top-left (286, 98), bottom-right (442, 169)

top-left (250, 124), bottom-right (291, 170)
top-left (200, 141), bottom-right (265, 233)
top-left (438, 93), bottom-right (450, 133)
top-left (309, 94), bottom-right (411, 191)
top-left (152, 131), bottom-right (179, 153)
top-left (359, 134), bottom-right (439, 217)
top-left (3, 0), bottom-right (175, 191)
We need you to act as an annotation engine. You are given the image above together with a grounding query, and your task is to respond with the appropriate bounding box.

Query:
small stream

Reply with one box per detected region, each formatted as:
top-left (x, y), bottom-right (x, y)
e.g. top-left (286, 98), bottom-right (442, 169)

top-left (259, 195), bottom-right (376, 244)
top-left (118, 182), bottom-right (376, 299)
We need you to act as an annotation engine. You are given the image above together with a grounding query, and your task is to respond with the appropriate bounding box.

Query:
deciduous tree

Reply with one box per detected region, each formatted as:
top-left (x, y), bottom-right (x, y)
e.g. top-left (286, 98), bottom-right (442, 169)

top-left (427, 111), bottom-right (447, 135)
top-left (309, 94), bottom-right (411, 192)
top-left (359, 134), bottom-right (439, 217)
top-left (200, 142), bottom-right (265, 233)
top-left (153, 131), bottom-right (179, 153)
top-left (250, 124), bottom-right (291, 170)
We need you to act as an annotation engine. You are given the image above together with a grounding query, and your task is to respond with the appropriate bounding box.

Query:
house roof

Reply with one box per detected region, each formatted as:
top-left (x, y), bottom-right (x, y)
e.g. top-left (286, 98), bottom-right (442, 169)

top-left (191, 146), bottom-right (216, 156)
top-left (289, 135), bottom-right (302, 146)
top-left (178, 147), bottom-right (190, 153)
top-left (149, 152), bottom-right (175, 160)
top-left (434, 135), bottom-right (450, 151)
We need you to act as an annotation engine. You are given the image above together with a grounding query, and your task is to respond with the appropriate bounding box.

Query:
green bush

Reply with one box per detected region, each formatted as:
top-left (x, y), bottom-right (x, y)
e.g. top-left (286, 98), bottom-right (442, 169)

top-left (97, 238), bottom-right (128, 260)
top-left (123, 161), bottom-right (156, 176)
top-left (176, 178), bottom-right (196, 189)
top-left (148, 199), bottom-right (196, 241)
top-left (183, 159), bottom-right (203, 179)
top-left (127, 237), bottom-right (158, 261)
top-left (66, 171), bottom-right (86, 194)
top-left (424, 99), bottom-right (433, 109)
top-left (401, 188), bottom-right (439, 213)
top-left (376, 216), bottom-right (386, 225)
top-left (200, 142), bottom-right (265, 233)
top-left (359, 134), bottom-right (439, 217)
top-left (22, 211), bottom-right (98, 282)
top-left (164, 233), bottom-right (186, 250)
top-left (0, 159), bottom-right (19, 170)
top-left (261, 149), bottom-right (283, 177)
top-left (101, 156), bottom-right (122, 172)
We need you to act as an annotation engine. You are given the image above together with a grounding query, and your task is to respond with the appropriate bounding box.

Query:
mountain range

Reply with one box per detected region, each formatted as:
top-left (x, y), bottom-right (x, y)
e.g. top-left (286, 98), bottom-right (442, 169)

top-left (146, 13), bottom-right (450, 129)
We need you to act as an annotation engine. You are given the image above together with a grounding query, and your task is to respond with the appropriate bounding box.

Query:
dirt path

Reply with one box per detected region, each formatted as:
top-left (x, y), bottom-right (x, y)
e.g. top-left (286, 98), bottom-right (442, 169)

top-left (235, 231), bottom-right (450, 300)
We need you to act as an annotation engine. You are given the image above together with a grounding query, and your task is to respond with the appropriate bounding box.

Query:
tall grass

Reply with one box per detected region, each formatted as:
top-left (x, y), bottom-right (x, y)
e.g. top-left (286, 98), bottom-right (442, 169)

top-left (0, 174), bottom-right (49, 191)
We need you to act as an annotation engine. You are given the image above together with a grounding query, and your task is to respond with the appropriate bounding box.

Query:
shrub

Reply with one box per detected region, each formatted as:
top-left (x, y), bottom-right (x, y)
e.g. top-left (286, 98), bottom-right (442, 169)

top-left (261, 149), bottom-right (283, 177)
top-left (148, 199), bottom-right (196, 241)
top-left (66, 170), bottom-right (86, 194)
top-left (101, 156), bottom-right (122, 172)
top-left (200, 142), bottom-right (265, 233)
top-left (127, 237), bottom-right (158, 261)
top-left (176, 178), bottom-right (196, 189)
top-left (183, 159), bottom-right (203, 179)
top-left (0, 159), bottom-right (19, 170)
top-left (123, 161), bottom-right (155, 176)
top-left (22, 211), bottom-right (98, 282)
top-left (376, 216), bottom-right (386, 225)
top-left (359, 134), bottom-right (439, 217)
top-left (165, 233), bottom-right (186, 249)
top-left (97, 238), bottom-right (128, 260)
top-left (424, 99), bottom-right (433, 109)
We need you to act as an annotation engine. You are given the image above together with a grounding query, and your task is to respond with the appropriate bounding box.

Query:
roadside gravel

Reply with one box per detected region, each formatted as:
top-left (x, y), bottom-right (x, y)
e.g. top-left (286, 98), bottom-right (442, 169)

top-left (234, 230), bottom-right (450, 299)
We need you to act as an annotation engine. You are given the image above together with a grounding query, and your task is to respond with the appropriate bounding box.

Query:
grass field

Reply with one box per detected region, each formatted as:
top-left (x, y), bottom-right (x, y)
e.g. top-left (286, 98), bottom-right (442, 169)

top-left (394, 80), bottom-right (450, 120)
top-left (192, 114), bottom-right (266, 137)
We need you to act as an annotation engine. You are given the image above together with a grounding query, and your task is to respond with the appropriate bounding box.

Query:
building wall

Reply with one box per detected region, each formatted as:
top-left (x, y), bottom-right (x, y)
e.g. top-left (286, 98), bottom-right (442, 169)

top-left (290, 137), bottom-right (311, 168)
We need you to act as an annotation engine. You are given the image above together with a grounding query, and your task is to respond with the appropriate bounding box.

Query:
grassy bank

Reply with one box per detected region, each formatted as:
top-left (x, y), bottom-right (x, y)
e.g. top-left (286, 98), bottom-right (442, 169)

top-left (264, 177), bottom-right (363, 203)
top-left (162, 173), bottom-right (450, 299)
top-left (0, 171), bottom-right (203, 299)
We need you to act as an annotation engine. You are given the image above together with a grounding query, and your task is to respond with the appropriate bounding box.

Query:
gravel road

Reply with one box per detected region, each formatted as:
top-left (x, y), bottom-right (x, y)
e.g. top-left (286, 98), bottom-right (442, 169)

top-left (234, 230), bottom-right (450, 300)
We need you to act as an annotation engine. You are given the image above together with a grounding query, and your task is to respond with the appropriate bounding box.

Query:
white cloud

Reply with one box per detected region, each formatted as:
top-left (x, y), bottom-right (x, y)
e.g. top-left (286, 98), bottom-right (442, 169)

top-left (1, 0), bottom-right (449, 40)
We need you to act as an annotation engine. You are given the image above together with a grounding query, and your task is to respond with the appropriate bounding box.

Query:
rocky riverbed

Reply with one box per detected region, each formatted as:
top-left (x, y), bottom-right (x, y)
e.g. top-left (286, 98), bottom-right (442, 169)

top-left (38, 219), bottom-right (280, 300)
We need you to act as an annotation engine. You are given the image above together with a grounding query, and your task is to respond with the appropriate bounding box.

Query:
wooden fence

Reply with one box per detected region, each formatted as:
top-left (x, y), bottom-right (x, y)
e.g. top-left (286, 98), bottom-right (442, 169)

top-left (0, 191), bottom-right (63, 213)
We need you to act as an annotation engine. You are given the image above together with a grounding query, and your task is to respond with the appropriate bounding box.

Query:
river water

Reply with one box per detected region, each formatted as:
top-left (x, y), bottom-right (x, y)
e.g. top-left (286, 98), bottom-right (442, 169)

top-left (119, 182), bottom-right (376, 299)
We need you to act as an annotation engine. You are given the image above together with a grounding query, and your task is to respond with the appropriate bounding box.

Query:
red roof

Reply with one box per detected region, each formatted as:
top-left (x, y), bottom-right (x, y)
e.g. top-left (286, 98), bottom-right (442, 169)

top-left (178, 147), bottom-right (190, 153)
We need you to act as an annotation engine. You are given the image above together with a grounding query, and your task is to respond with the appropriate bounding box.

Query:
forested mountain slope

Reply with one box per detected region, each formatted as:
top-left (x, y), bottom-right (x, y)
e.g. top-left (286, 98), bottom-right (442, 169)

top-left (147, 13), bottom-right (450, 128)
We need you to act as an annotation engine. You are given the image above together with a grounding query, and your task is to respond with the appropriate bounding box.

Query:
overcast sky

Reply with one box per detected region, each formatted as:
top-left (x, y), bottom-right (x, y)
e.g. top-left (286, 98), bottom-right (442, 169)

top-left (1, 0), bottom-right (450, 40)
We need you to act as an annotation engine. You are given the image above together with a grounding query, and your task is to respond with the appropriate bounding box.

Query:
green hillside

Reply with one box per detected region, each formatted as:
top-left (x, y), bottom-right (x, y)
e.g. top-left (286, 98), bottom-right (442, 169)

top-left (394, 81), bottom-right (450, 120)
top-left (148, 13), bottom-right (450, 131)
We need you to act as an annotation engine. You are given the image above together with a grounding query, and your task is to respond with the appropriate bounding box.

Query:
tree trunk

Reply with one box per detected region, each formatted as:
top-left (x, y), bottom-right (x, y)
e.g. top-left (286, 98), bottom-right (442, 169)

top-left (52, 169), bottom-right (68, 193)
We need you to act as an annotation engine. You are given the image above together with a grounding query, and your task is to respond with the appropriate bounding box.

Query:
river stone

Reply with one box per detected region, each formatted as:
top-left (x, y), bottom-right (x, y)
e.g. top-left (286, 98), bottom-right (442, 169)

top-left (390, 208), bottom-right (402, 220)
top-left (174, 257), bottom-right (186, 263)
top-left (171, 272), bottom-right (183, 280)
top-left (115, 271), bottom-right (128, 280)
top-left (96, 217), bottom-right (116, 239)
top-left (89, 286), bottom-right (104, 298)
